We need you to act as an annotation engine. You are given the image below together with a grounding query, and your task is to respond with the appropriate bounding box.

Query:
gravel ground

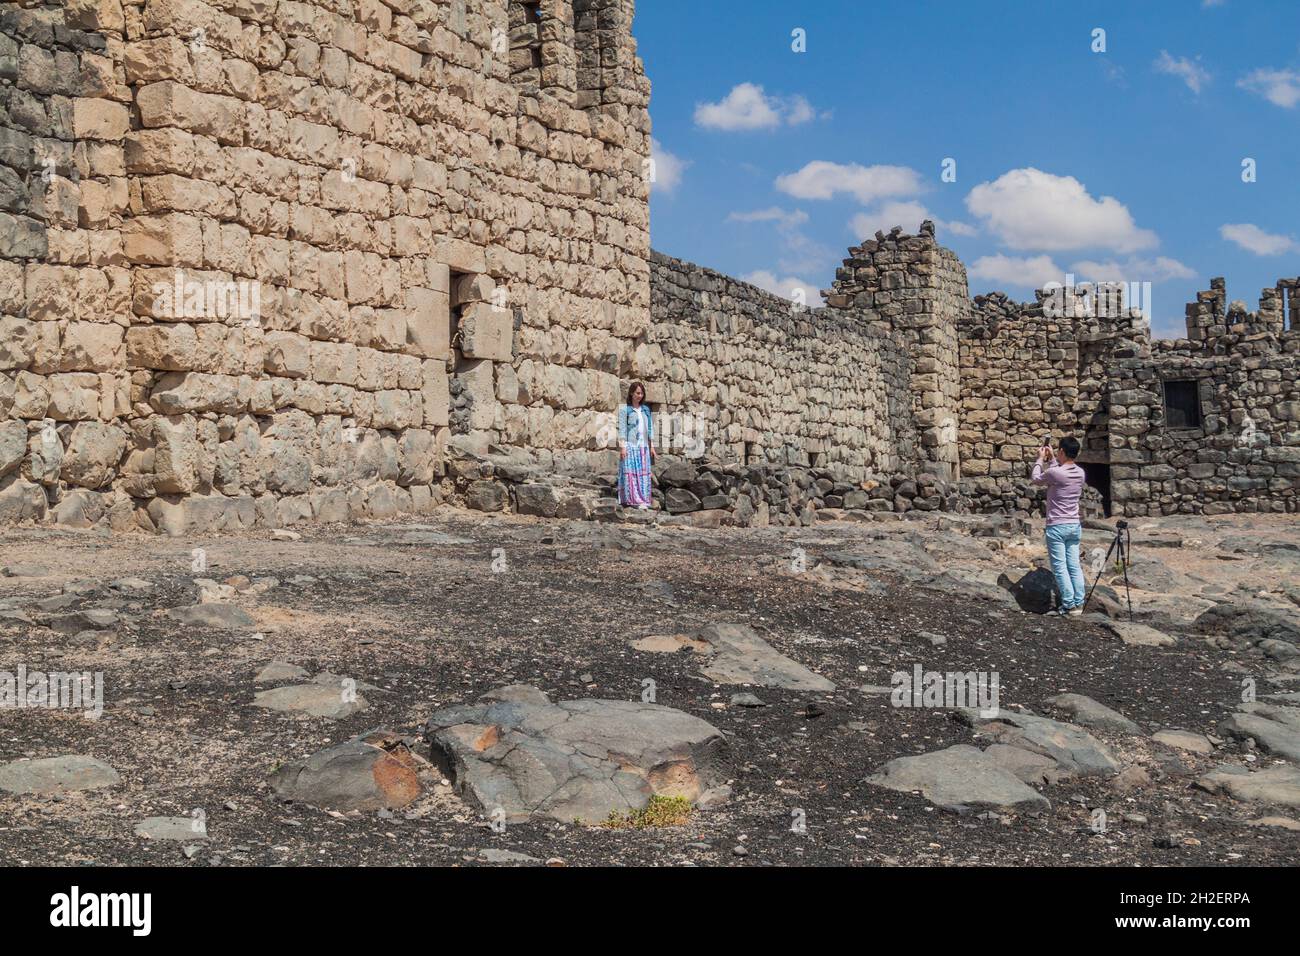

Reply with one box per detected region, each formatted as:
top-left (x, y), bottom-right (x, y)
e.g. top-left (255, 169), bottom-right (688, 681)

top-left (0, 510), bottom-right (1297, 867)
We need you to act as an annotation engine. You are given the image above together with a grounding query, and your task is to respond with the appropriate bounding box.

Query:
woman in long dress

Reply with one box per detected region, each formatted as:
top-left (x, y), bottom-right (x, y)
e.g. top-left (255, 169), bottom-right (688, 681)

top-left (618, 382), bottom-right (655, 509)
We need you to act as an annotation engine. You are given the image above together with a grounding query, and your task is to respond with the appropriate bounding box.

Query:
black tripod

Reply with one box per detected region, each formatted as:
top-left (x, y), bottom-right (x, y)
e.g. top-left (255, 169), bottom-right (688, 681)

top-left (1081, 519), bottom-right (1133, 621)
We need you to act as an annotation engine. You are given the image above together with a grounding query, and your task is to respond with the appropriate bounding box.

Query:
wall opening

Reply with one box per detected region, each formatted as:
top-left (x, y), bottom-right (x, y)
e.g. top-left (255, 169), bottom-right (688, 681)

top-left (1163, 379), bottom-right (1202, 429)
top-left (509, 1), bottom-right (545, 87)
top-left (744, 442), bottom-right (755, 466)
top-left (1083, 461), bottom-right (1112, 517)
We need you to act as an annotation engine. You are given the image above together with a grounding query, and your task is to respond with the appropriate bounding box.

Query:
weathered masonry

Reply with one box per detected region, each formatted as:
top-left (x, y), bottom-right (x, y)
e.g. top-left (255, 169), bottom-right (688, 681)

top-left (1, 1), bottom-right (1297, 533)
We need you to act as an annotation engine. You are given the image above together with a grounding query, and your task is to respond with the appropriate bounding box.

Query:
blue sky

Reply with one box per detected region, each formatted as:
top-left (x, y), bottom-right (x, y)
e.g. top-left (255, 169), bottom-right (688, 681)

top-left (638, 0), bottom-right (1300, 337)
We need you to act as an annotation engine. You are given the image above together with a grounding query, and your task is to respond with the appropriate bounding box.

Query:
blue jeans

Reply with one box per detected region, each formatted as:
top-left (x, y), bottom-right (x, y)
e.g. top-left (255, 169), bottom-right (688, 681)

top-left (1045, 523), bottom-right (1085, 609)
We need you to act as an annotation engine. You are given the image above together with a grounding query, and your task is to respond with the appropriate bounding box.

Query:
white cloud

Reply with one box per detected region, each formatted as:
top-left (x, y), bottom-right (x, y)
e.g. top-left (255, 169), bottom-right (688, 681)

top-left (848, 202), bottom-right (976, 242)
top-left (742, 270), bottom-right (824, 305)
top-left (1154, 51), bottom-right (1211, 94)
top-left (1220, 222), bottom-right (1299, 256)
top-left (776, 161), bottom-right (926, 205)
top-left (1070, 256), bottom-right (1196, 283)
top-left (965, 168), bottom-right (1158, 254)
top-left (728, 207), bottom-right (809, 228)
top-left (1238, 68), bottom-right (1300, 108)
top-left (968, 254), bottom-right (1065, 291)
top-left (649, 139), bottom-right (688, 194)
top-left (728, 207), bottom-right (830, 276)
top-left (694, 84), bottom-right (818, 131)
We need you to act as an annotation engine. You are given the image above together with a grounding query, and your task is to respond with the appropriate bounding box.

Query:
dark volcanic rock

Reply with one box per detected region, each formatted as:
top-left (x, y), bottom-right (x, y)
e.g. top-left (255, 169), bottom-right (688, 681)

top-left (867, 744), bottom-right (1050, 813)
top-left (425, 685), bottom-right (728, 823)
top-left (270, 730), bottom-right (423, 811)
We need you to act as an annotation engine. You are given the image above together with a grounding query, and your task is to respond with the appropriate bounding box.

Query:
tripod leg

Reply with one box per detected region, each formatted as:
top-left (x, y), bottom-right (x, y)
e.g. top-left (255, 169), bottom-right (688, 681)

top-left (1119, 534), bottom-right (1134, 621)
top-left (1081, 530), bottom-right (1121, 613)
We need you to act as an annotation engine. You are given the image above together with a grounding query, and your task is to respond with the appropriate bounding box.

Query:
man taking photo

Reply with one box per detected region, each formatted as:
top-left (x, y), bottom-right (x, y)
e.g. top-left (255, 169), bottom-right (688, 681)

top-left (1032, 436), bottom-right (1087, 617)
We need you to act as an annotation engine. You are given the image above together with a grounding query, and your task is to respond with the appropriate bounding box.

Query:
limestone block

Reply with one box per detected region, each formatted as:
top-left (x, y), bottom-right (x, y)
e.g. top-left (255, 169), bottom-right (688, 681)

top-left (150, 371), bottom-right (247, 415)
top-left (459, 302), bottom-right (513, 362)
top-left (46, 373), bottom-right (102, 421)
top-left (72, 99), bottom-right (130, 141)
top-left (152, 415), bottom-right (200, 493)
top-left (422, 360), bottom-right (450, 427)
top-left (311, 342), bottom-right (359, 385)
top-left (263, 331), bottom-right (311, 379)
top-left (61, 421), bottom-right (127, 489)
top-left (60, 322), bottom-right (125, 372)
top-left (404, 287), bottom-right (450, 359)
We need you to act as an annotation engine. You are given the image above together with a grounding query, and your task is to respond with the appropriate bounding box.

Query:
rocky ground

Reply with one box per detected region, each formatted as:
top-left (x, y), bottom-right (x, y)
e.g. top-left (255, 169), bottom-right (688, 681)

top-left (0, 508), bottom-right (1298, 867)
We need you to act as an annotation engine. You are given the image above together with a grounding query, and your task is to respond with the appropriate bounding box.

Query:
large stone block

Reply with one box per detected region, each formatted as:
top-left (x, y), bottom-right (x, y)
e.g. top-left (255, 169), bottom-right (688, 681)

top-left (459, 302), bottom-right (513, 362)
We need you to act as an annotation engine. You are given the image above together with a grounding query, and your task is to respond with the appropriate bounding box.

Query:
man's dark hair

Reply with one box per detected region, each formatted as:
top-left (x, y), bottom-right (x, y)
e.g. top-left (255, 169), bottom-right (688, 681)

top-left (1059, 436), bottom-right (1081, 459)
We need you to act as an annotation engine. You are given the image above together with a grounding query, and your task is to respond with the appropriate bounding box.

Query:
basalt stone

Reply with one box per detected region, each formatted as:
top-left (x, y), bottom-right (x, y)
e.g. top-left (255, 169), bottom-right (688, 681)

top-left (425, 686), bottom-right (727, 824)
top-left (867, 745), bottom-right (1050, 813)
top-left (270, 730), bottom-right (423, 811)
top-left (0, 755), bottom-right (121, 795)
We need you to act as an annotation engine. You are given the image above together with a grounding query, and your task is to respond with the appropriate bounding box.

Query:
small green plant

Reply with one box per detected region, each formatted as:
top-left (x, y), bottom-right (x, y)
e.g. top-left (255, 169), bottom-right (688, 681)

top-left (602, 795), bottom-right (694, 829)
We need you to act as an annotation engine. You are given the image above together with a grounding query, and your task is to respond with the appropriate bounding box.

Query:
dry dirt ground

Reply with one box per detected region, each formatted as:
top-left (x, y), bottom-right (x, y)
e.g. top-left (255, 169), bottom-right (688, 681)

top-left (0, 508), bottom-right (1297, 867)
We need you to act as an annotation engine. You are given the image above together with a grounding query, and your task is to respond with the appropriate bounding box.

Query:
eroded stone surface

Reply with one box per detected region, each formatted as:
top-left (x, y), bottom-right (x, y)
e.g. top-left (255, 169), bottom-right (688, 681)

top-left (0, 755), bottom-right (120, 795)
top-left (270, 730), bottom-right (423, 812)
top-left (425, 685), bottom-right (728, 823)
top-left (694, 623), bottom-right (836, 691)
top-left (867, 744), bottom-right (1050, 813)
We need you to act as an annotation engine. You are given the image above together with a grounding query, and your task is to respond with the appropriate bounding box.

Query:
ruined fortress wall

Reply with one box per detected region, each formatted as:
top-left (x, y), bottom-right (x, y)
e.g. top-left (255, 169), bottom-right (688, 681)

top-left (955, 278), bottom-right (1300, 516)
top-left (649, 252), bottom-right (920, 477)
top-left (825, 224), bottom-right (966, 482)
top-left (0, 0), bottom-right (651, 533)
top-left (954, 288), bottom-right (1147, 511)
top-left (1108, 285), bottom-right (1300, 516)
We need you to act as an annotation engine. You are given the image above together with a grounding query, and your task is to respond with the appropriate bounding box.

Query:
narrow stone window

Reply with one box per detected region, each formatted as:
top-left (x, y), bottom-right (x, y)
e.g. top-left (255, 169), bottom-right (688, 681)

top-left (744, 442), bottom-right (755, 466)
top-left (1163, 380), bottom-right (1202, 429)
top-left (448, 269), bottom-right (469, 353)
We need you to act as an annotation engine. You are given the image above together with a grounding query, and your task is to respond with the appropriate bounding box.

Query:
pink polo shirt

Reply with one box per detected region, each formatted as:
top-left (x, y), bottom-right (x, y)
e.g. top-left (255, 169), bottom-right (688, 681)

top-left (1031, 460), bottom-right (1086, 526)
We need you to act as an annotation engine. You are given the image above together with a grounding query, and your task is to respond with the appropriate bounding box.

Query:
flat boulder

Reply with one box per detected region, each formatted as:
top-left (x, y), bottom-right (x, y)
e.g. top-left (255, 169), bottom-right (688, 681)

top-left (1044, 693), bottom-right (1142, 735)
top-left (425, 685), bottom-right (728, 824)
top-left (960, 709), bottom-right (1121, 778)
top-left (867, 744), bottom-right (1050, 813)
top-left (1100, 620), bottom-right (1176, 647)
top-left (694, 622), bottom-right (835, 691)
top-left (270, 729), bottom-right (423, 811)
top-left (1196, 764), bottom-right (1300, 807)
top-left (1152, 729), bottom-right (1214, 754)
top-left (166, 604), bottom-right (255, 631)
top-left (0, 755), bottom-right (121, 795)
top-left (135, 815), bottom-right (207, 841)
top-left (1194, 603), bottom-right (1300, 647)
top-left (253, 681), bottom-right (368, 719)
top-left (1218, 703), bottom-right (1300, 763)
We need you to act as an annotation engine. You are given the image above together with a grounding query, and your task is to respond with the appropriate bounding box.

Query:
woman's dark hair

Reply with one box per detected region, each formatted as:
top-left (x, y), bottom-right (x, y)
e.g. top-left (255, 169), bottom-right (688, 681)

top-left (1059, 436), bottom-right (1081, 459)
top-left (626, 381), bottom-right (646, 405)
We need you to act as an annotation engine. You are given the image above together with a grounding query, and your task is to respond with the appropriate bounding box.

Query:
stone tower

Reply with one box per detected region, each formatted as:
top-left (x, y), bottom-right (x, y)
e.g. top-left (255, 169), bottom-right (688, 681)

top-left (825, 222), bottom-right (966, 481)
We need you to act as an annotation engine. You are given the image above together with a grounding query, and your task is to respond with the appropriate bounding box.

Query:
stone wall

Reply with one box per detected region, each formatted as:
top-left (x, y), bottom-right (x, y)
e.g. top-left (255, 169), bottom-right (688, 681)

top-left (825, 221), bottom-right (968, 482)
top-left (955, 274), bottom-right (1300, 516)
top-left (0, 0), bottom-right (651, 534)
top-left (649, 251), bottom-right (919, 477)
top-left (1109, 281), bottom-right (1300, 516)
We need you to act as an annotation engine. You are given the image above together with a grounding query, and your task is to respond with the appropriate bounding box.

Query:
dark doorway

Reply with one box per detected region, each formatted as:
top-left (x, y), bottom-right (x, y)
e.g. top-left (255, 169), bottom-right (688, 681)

top-left (1083, 461), bottom-right (1112, 517)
